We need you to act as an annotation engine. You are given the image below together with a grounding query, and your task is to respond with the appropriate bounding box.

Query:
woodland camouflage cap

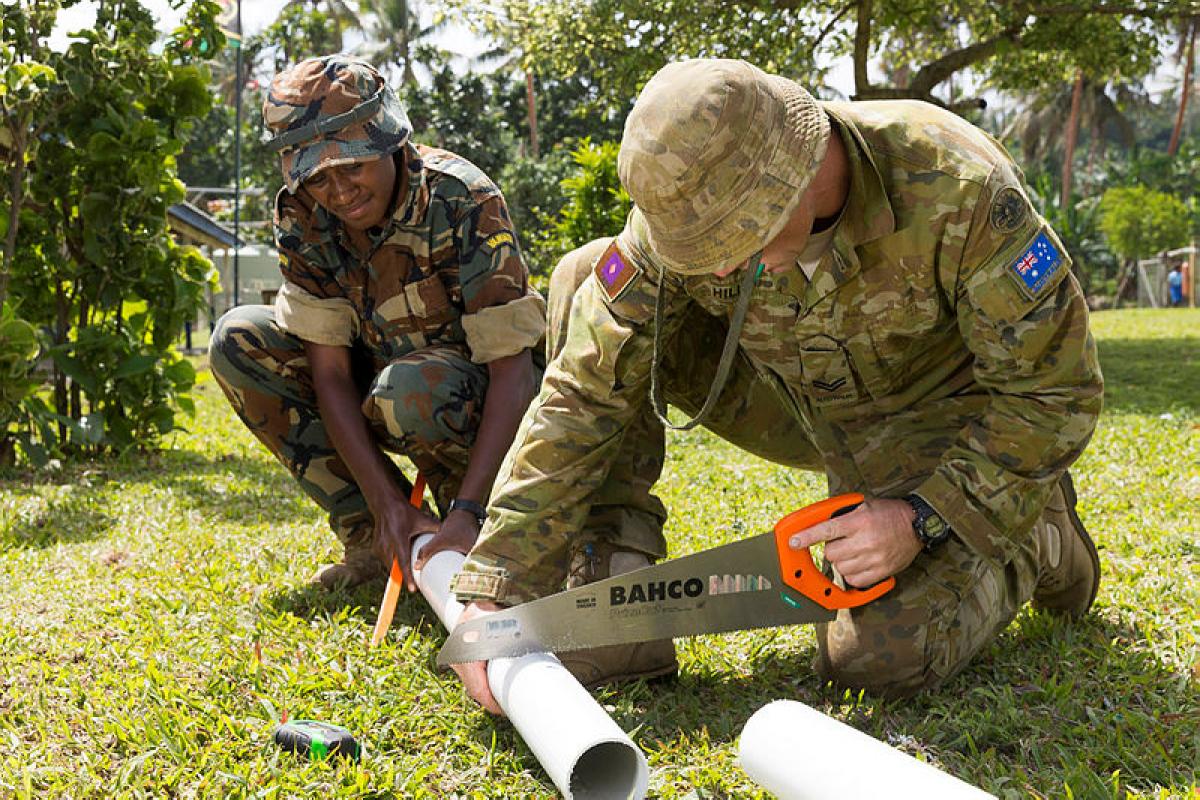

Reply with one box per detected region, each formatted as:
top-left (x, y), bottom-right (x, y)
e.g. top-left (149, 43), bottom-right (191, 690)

top-left (617, 59), bottom-right (830, 274)
top-left (263, 55), bottom-right (412, 193)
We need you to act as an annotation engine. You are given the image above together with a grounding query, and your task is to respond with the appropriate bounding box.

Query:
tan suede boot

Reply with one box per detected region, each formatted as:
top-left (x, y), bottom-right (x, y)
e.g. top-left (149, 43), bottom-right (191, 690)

top-left (557, 540), bottom-right (678, 687)
top-left (310, 527), bottom-right (387, 590)
top-left (1032, 472), bottom-right (1101, 618)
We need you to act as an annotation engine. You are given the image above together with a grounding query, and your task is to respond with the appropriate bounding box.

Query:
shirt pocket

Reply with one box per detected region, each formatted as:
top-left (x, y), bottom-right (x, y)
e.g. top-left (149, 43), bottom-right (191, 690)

top-left (374, 274), bottom-right (456, 345)
top-left (798, 334), bottom-right (863, 409)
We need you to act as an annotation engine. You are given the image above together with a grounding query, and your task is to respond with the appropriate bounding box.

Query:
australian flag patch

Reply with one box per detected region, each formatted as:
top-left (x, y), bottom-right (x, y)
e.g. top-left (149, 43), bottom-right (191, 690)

top-left (1009, 231), bottom-right (1064, 298)
top-left (594, 240), bottom-right (640, 302)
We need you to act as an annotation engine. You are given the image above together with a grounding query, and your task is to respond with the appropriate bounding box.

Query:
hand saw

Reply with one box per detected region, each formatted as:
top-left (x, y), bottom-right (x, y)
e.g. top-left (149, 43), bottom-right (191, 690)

top-left (437, 494), bottom-right (895, 666)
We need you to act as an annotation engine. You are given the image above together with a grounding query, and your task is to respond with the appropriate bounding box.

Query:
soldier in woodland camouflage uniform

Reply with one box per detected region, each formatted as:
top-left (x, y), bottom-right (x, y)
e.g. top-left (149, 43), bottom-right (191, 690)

top-left (209, 56), bottom-right (544, 590)
top-left (450, 59), bottom-right (1103, 712)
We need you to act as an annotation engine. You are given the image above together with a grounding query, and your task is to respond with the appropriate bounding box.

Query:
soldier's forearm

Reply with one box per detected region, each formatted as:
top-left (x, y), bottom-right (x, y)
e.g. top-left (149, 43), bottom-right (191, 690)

top-left (456, 349), bottom-right (538, 505)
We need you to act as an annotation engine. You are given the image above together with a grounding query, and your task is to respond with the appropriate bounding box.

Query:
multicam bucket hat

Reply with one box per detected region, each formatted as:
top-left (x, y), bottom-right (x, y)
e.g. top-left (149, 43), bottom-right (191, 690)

top-left (263, 55), bottom-right (412, 193)
top-left (617, 59), bottom-right (831, 275)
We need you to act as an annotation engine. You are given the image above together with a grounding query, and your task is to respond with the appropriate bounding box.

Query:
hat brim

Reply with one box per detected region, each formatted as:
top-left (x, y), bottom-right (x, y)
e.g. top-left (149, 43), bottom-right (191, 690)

top-left (280, 121), bottom-right (403, 193)
top-left (641, 76), bottom-right (830, 275)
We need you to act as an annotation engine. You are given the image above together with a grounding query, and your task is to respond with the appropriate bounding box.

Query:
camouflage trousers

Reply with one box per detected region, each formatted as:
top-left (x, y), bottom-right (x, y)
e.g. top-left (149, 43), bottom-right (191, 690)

top-left (554, 238), bottom-right (1046, 697)
top-left (209, 304), bottom-right (487, 548)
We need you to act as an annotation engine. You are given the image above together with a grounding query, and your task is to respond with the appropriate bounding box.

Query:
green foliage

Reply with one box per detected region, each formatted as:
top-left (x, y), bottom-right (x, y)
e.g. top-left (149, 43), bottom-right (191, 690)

top-left (402, 65), bottom-right (515, 178)
top-left (984, 10), bottom-right (1162, 96)
top-left (1106, 141), bottom-right (1200, 238)
top-left (0, 311), bottom-right (1196, 796)
top-left (534, 139), bottom-right (630, 272)
top-left (494, 148), bottom-right (577, 278)
top-left (254, 5), bottom-right (344, 74)
top-left (0, 303), bottom-right (41, 463)
top-left (1099, 186), bottom-right (1192, 263)
top-left (447, 1), bottom-right (1186, 114)
top-left (1027, 174), bottom-right (1118, 296)
top-left (1, 0), bottom-right (222, 461)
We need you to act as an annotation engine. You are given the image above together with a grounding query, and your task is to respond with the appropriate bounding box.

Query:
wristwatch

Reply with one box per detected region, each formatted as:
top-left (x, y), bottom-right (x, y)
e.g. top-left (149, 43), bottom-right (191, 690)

top-left (905, 493), bottom-right (953, 551)
top-left (448, 497), bottom-right (488, 527)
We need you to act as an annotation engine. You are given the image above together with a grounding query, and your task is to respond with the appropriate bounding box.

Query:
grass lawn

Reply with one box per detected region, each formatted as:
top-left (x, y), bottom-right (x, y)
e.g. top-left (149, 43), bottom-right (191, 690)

top-left (1, 308), bottom-right (1196, 799)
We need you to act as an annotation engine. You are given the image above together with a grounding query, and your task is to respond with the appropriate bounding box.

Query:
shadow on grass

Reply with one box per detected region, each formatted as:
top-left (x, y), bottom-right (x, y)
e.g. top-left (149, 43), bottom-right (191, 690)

top-left (589, 612), bottom-right (1197, 795)
top-left (265, 578), bottom-right (435, 631)
top-left (0, 448), bottom-right (317, 551)
top-left (0, 488), bottom-right (114, 550)
top-left (1097, 336), bottom-right (1200, 415)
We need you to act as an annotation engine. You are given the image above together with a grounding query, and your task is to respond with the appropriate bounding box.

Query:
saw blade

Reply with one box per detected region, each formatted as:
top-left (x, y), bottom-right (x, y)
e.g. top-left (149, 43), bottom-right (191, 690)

top-left (437, 532), bottom-right (834, 666)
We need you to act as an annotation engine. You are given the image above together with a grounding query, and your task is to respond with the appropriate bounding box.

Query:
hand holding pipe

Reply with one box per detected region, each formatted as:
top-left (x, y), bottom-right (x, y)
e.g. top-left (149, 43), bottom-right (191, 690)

top-left (411, 536), bottom-right (650, 800)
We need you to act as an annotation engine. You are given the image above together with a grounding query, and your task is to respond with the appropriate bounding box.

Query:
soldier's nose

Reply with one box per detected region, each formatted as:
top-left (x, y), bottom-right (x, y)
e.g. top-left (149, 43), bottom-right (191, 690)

top-left (329, 174), bottom-right (358, 203)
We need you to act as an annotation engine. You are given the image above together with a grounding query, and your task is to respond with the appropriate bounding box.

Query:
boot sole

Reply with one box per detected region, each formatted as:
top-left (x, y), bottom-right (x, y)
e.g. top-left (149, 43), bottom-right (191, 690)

top-left (1059, 471), bottom-right (1101, 615)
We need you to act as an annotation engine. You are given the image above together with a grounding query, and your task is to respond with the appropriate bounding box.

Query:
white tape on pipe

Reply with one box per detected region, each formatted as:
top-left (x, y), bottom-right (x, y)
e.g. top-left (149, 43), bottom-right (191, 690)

top-left (739, 700), bottom-right (995, 799)
top-left (412, 535), bottom-right (649, 800)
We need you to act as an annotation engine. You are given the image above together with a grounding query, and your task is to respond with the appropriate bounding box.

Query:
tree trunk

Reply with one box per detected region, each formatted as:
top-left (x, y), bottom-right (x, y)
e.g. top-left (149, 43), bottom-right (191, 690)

top-left (525, 69), bottom-right (539, 160)
top-left (1168, 19), bottom-right (1196, 157)
top-left (54, 278), bottom-right (68, 439)
top-left (1113, 258), bottom-right (1136, 308)
top-left (70, 288), bottom-right (86, 423)
top-left (1061, 70), bottom-right (1084, 209)
top-left (853, 0), bottom-right (873, 96)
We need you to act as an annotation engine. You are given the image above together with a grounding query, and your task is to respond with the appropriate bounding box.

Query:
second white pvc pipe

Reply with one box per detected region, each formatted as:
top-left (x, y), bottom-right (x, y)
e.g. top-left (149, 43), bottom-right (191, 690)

top-left (411, 534), bottom-right (649, 800)
top-left (739, 700), bottom-right (996, 799)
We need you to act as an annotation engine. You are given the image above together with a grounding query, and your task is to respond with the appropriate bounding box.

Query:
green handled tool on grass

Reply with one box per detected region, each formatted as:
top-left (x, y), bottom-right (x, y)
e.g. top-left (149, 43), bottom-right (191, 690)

top-left (437, 494), bottom-right (896, 666)
top-left (273, 720), bottom-right (361, 761)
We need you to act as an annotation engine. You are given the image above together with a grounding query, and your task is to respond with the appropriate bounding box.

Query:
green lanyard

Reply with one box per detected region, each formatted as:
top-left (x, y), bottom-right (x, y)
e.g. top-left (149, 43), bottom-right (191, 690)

top-left (649, 253), bottom-right (764, 431)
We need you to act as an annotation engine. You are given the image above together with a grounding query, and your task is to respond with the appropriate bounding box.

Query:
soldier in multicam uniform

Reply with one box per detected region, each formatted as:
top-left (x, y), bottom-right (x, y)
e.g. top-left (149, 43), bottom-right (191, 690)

top-left (449, 59), bottom-right (1104, 713)
top-left (209, 56), bottom-right (545, 591)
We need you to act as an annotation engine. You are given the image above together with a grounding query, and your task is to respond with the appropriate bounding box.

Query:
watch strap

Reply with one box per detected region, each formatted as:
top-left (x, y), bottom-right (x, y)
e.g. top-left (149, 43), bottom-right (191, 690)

top-left (448, 497), bottom-right (487, 526)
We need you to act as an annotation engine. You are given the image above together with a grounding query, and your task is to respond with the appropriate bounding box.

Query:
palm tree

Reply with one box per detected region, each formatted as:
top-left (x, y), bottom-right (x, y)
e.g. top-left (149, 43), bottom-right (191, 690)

top-left (280, 0), bottom-right (363, 53)
top-left (1003, 78), bottom-right (1136, 200)
top-left (357, 0), bottom-right (450, 87)
top-left (471, 44), bottom-right (538, 158)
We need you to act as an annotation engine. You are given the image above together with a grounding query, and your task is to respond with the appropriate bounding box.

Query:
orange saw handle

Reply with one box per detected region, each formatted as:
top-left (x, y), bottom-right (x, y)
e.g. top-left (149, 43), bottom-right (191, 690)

top-left (773, 493), bottom-right (896, 610)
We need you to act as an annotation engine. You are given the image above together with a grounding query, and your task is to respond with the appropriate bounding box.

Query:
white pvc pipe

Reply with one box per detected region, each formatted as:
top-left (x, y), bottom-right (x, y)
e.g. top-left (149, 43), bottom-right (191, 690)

top-left (412, 534), bottom-right (650, 800)
top-left (739, 700), bottom-right (995, 799)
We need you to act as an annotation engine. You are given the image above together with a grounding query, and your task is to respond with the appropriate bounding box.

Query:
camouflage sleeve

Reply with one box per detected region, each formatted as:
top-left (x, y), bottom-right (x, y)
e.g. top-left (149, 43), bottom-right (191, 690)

top-left (274, 280), bottom-right (359, 346)
top-left (453, 185), bottom-right (544, 363)
top-left (915, 166), bottom-right (1103, 565)
top-left (451, 235), bottom-right (691, 604)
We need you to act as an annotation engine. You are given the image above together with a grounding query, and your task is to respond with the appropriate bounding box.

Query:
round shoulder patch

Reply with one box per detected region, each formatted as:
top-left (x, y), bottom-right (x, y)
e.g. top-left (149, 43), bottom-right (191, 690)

top-left (989, 186), bottom-right (1027, 234)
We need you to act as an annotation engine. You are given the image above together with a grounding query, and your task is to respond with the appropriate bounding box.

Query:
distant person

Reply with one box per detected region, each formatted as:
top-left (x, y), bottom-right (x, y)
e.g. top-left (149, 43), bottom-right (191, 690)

top-left (1167, 264), bottom-right (1184, 307)
top-left (209, 56), bottom-right (544, 591)
top-left (449, 59), bottom-right (1104, 713)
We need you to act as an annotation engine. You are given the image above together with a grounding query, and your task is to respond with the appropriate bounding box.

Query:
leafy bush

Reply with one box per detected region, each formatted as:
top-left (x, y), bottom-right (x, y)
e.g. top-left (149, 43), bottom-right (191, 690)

top-left (524, 139), bottom-right (630, 282)
top-left (0, 304), bottom-right (39, 465)
top-left (1, 1), bottom-right (222, 461)
top-left (1099, 185), bottom-right (1192, 263)
top-left (495, 148), bottom-right (577, 278)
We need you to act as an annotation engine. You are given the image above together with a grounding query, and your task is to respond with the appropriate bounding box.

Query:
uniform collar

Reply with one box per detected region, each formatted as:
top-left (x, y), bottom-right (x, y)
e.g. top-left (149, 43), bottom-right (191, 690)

top-left (796, 107), bottom-right (896, 309)
top-left (823, 105), bottom-right (895, 251)
top-left (389, 142), bottom-right (427, 228)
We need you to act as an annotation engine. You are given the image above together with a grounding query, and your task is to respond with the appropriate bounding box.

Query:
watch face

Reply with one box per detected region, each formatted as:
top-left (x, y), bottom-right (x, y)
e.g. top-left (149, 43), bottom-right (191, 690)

top-left (922, 515), bottom-right (948, 538)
